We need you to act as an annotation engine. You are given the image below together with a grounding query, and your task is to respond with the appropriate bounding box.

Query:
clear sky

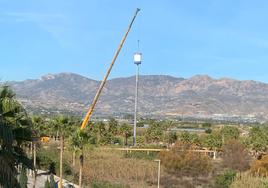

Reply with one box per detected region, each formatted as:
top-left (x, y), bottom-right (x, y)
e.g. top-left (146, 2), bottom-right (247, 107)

top-left (1, 0), bottom-right (268, 82)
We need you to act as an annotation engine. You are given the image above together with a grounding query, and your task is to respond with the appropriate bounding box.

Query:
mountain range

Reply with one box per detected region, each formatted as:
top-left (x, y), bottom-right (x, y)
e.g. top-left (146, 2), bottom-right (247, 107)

top-left (5, 73), bottom-right (268, 121)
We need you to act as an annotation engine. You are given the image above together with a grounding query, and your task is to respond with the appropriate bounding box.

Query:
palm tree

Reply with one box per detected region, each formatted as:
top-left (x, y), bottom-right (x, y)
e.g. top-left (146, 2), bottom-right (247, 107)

top-left (0, 86), bottom-right (33, 188)
top-left (53, 116), bottom-right (68, 188)
top-left (119, 123), bottom-right (132, 146)
top-left (70, 129), bottom-right (89, 188)
top-left (52, 115), bottom-right (75, 188)
top-left (69, 134), bottom-right (80, 168)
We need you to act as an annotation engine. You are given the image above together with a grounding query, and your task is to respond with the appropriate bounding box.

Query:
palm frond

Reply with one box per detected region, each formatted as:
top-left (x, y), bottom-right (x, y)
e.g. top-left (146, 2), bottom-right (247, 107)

top-left (0, 122), bottom-right (13, 149)
top-left (0, 151), bottom-right (20, 188)
top-left (13, 146), bottom-right (33, 170)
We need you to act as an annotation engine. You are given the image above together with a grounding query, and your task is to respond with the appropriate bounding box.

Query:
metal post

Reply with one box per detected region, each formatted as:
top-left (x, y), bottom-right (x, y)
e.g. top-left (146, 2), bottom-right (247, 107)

top-left (154, 159), bottom-right (161, 188)
top-left (59, 136), bottom-right (63, 188)
top-left (33, 142), bottom-right (37, 188)
top-left (133, 64), bottom-right (139, 146)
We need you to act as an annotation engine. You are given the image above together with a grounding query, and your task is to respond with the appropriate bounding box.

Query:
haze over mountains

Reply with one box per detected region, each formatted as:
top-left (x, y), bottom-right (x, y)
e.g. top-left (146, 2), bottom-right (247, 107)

top-left (5, 73), bottom-right (268, 121)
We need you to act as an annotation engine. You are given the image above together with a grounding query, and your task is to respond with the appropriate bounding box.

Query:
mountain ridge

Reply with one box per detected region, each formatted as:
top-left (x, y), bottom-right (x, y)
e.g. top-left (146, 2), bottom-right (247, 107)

top-left (3, 73), bottom-right (268, 121)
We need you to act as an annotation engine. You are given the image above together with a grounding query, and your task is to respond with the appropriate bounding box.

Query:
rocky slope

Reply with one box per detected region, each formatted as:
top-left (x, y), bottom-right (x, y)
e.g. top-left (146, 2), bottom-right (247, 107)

top-left (5, 73), bottom-right (268, 120)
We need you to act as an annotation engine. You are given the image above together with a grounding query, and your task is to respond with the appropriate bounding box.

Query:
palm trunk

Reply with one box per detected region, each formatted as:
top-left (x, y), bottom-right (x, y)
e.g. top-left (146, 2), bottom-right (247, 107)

top-left (125, 134), bottom-right (128, 146)
top-left (72, 150), bottom-right (76, 167)
top-left (79, 147), bottom-right (84, 188)
top-left (30, 142), bottom-right (33, 177)
top-left (59, 135), bottom-right (64, 188)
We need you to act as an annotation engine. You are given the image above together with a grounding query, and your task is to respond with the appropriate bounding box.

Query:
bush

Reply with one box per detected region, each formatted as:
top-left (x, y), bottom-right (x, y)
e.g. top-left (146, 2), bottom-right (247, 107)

top-left (222, 140), bottom-right (250, 172)
top-left (136, 136), bottom-right (145, 146)
top-left (202, 122), bottom-right (212, 128)
top-left (37, 148), bottom-right (72, 176)
top-left (166, 131), bottom-right (177, 144)
top-left (159, 141), bottom-right (212, 178)
top-left (44, 179), bottom-right (50, 188)
top-left (215, 170), bottom-right (236, 188)
top-left (19, 167), bottom-right (28, 188)
top-left (37, 148), bottom-right (59, 170)
top-left (251, 155), bottom-right (268, 177)
top-left (55, 161), bottom-right (72, 176)
top-left (205, 128), bottom-right (212, 134)
top-left (112, 136), bottom-right (123, 145)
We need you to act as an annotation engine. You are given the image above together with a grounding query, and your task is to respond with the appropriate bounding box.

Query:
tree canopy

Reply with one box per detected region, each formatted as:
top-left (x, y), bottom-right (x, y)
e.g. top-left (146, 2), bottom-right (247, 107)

top-left (0, 86), bottom-right (33, 188)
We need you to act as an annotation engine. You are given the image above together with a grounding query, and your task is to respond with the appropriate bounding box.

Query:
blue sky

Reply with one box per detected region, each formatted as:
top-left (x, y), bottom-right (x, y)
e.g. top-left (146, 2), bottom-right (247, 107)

top-left (1, 0), bottom-right (268, 82)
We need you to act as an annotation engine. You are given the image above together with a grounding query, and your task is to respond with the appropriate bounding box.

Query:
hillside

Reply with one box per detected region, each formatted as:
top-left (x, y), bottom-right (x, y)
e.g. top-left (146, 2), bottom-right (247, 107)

top-left (5, 73), bottom-right (268, 121)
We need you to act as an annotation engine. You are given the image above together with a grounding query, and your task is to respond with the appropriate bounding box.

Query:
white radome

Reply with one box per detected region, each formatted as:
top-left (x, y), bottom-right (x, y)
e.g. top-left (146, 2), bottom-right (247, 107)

top-left (134, 53), bottom-right (142, 64)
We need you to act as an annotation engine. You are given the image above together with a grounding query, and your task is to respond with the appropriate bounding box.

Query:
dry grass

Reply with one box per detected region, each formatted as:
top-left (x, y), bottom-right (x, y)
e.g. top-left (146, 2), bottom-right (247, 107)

top-left (231, 172), bottom-right (268, 188)
top-left (77, 148), bottom-right (159, 187)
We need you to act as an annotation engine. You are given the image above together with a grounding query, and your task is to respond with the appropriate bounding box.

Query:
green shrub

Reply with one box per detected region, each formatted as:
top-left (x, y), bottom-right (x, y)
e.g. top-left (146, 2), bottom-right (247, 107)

top-left (112, 136), bottom-right (123, 145)
top-left (55, 161), bottom-right (72, 176)
top-left (205, 128), bottom-right (212, 134)
top-left (19, 167), bottom-right (28, 188)
top-left (37, 148), bottom-right (72, 176)
top-left (215, 170), bottom-right (236, 188)
top-left (166, 132), bottom-right (177, 144)
top-left (44, 179), bottom-right (50, 188)
top-left (36, 148), bottom-right (59, 170)
top-left (136, 136), bottom-right (145, 146)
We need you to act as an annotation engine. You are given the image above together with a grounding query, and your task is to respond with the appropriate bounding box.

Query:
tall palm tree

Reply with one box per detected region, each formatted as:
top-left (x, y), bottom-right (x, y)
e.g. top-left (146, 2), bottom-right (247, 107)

top-left (0, 86), bottom-right (33, 188)
top-left (119, 123), bottom-right (132, 146)
top-left (70, 129), bottom-right (89, 188)
top-left (53, 115), bottom-right (73, 188)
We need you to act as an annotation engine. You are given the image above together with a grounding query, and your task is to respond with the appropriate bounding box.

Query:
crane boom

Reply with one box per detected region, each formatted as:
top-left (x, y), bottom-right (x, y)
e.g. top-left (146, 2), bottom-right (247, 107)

top-left (80, 8), bottom-right (140, 130)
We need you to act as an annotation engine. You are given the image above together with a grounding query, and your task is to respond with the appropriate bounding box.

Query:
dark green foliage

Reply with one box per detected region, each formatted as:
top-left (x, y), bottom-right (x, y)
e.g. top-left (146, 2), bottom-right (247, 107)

top-left (37, 149), bottom-right (55, 170)
top-left (167, 131), bottom-right (177, 144)
top-left (108, 118), bottom-right (119, 135)
top-left (49, 162), bottom-right (56, 175)
top-left (119, 123), bottom-right (132, 146)
top-left (44, 178), bottom-right (50, 188)
top-left (205, 128), bottom-right (212, 134)
top-left (94, 121), bottom-right (114, 145)
top-left (145, 122), bottom-right (163, 142)
top-left (220, 126), bottom-right (240, 143)
top-left (19, 167), bottom-right (28, 188)
top-left (247, 126), bottom-right (268, 153)
top-left (180, 131), bottom-right (201, 146)
top-left (37, 148), bottom-right (72, 176)
top-left (202, 132), bottom-right (222, 150)
top-left (202, 122), bottom-right (212, 128)
top-left (215, 170), bottom-right (236, 188)
top-left (0, 86), bottom-right (33, 188)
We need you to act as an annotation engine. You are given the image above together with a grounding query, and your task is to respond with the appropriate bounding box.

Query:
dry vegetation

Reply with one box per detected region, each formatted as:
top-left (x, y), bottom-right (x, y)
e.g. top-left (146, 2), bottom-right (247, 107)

top-left (231, 173), bottom-right (268, 188)
top-left (73, 148), bottom-right (159, 187)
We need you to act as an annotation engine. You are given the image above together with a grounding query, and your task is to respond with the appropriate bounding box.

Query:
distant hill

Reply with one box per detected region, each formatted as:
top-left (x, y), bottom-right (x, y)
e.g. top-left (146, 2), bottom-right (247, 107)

top-left (5, 73), bottom-right (268, 121)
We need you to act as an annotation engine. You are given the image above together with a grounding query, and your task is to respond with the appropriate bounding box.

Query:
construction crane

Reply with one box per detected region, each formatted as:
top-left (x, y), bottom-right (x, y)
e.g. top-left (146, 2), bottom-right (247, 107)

top-left (80, 8), bottom-right (140, 130)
